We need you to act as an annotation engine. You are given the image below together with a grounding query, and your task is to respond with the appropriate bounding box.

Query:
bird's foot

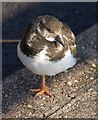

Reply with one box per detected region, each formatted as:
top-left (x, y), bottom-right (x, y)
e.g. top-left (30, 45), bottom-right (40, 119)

top-left (31, 74), bottom-right (52, 97)
top-left (31, 85), bottom-right (51, 97)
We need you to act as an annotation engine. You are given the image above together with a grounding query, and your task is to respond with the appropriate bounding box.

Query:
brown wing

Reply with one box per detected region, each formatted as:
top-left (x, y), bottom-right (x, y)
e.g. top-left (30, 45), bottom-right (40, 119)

top-left (61, 22), bottom-right (77, 57)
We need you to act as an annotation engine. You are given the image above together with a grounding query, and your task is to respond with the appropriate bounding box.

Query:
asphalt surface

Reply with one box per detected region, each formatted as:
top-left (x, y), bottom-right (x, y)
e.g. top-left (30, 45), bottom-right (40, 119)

top-left (2, 2), bottom-right (97, 119)
top-left (2, 24), bottom-right (97, 118)
top-left (2, 2), bottom-right (96, 79)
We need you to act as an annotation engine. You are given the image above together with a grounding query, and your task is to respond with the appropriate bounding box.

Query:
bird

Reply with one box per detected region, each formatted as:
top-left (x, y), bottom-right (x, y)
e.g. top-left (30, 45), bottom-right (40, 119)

top-left (17, 15), bottom-right (77, 97)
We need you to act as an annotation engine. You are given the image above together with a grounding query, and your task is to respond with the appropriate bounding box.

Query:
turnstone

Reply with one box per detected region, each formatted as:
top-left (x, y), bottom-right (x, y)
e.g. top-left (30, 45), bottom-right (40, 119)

top-left (17, 15), bottom-right (77, 97)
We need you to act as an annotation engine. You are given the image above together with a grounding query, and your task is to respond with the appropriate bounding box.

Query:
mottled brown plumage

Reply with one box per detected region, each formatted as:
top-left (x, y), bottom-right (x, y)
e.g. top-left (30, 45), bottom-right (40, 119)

top-left (20, 15), bottom-right (77, 61)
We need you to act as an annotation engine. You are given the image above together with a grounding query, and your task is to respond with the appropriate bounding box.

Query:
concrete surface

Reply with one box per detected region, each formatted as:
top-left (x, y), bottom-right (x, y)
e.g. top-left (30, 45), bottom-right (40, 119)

top-left (2, 24), bottom-right (97, 118)
top-left (2, 2), bottom-right (97, 119)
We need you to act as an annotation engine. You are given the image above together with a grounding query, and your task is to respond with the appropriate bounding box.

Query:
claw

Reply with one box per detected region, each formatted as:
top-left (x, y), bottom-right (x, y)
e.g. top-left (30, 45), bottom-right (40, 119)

top-left (31, 74), bottom-right (52, 97)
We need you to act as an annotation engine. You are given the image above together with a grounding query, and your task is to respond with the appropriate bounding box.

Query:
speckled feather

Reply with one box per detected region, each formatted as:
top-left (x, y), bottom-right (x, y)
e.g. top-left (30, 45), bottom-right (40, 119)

top-left (17, 15), bottom-right (77, 76)
top-left (20, 15), bottom-right (77, 61)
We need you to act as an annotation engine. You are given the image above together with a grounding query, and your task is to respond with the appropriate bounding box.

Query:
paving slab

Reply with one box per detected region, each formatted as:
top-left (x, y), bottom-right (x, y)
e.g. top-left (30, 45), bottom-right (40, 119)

top-left (2, 24), bottom-right (97, 119)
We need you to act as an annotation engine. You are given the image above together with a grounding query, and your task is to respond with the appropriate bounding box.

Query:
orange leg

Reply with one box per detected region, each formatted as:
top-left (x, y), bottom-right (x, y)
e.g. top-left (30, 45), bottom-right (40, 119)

top-left (31, 74), bottom-right (52, 97)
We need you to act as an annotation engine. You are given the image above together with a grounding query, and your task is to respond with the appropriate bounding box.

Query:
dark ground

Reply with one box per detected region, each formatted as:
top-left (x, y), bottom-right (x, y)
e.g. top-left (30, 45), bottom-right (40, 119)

top-left (2, 2), bottom-right (96, 79)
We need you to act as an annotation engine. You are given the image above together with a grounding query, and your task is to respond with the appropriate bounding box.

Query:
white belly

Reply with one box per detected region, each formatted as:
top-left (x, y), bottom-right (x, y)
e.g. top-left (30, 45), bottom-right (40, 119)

top-left (17, 43), bottom-right (77, 76)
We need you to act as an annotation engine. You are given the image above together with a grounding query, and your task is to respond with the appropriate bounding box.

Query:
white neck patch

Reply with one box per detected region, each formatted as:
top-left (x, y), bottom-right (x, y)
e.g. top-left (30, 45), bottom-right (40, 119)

top-left (46, 36), bottom-right (55, 42)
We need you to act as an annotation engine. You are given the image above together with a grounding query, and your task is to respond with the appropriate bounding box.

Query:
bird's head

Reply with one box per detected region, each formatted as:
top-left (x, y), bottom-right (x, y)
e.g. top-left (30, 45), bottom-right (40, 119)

top-left (20, 15), bottom-right (66, 57)
top-left (35, 15), bottom-right (65, 47)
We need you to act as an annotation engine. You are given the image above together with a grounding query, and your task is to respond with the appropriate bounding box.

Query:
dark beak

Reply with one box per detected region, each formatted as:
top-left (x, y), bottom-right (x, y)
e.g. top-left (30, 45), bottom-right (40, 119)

top-left (55, 35), bottom-right (65, 47)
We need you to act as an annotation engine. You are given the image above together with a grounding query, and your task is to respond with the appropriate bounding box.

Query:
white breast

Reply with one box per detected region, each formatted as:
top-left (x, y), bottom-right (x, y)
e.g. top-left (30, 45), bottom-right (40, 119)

top-left (17, 43), bottom-right (77, 76)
